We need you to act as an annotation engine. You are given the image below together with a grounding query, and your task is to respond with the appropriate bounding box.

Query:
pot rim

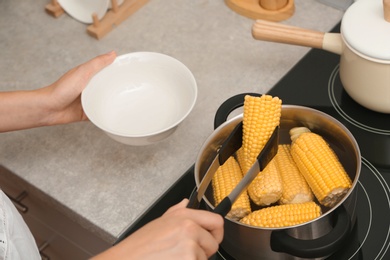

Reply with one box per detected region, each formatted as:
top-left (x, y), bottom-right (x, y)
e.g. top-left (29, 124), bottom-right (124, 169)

top-left (195, 104), bottom-right (361, 230)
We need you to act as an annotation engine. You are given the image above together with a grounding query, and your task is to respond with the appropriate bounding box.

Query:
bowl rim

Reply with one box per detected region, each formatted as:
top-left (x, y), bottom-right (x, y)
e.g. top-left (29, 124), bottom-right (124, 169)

top-left (81, 51), bottom-right (198, 138)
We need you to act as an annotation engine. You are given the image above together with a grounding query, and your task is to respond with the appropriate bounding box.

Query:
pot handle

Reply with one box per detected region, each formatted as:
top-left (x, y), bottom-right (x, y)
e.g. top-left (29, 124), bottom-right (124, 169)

top-left (214, 93), bottom-right (261, 129)
top-left (270, 205), bottom-right (351, 258)
top-left (252, 20), bottom-right (343, 55)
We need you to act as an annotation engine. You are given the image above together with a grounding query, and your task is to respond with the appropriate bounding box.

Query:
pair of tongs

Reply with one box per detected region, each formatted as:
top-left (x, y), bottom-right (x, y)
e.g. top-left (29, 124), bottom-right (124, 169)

top-left (187, 122), bottom-right (279, 217)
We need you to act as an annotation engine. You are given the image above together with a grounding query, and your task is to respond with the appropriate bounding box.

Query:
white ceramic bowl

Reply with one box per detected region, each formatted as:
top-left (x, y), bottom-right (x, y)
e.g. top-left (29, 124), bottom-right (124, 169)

top-left (82, 52), bottom-right (198, 145)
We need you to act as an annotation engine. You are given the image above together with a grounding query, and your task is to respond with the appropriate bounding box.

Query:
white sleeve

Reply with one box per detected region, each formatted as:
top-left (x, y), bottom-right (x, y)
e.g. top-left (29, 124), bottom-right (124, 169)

top-left (0, 190), bottom-right (40, 260)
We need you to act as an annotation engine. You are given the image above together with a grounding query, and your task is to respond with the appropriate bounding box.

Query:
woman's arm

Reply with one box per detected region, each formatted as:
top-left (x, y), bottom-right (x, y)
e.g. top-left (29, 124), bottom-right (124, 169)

top-left (1, 51), bottom-right (225, 259)
top-left (0, 51), bottom-right (116, 132)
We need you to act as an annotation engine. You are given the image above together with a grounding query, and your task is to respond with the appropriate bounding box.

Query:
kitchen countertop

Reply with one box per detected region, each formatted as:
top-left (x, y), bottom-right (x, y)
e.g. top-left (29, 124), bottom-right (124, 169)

top-left (0, 0), bottom-right (343, 244)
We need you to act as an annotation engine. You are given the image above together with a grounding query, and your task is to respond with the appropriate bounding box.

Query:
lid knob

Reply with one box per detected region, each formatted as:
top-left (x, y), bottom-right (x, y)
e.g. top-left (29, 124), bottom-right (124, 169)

top-left (384, 0), bottom-right (390, 22)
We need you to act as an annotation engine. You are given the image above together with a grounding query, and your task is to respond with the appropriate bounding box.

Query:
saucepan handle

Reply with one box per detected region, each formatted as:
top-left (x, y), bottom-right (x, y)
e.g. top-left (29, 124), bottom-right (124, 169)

top-left (270, 205), bottom-right (351, 258)
top-left (214, 93), bottom-right (261, 129)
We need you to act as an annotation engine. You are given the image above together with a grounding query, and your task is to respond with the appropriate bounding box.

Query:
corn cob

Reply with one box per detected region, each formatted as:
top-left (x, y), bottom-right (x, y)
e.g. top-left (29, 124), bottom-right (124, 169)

top-left (240, 202), bottom-right (321, 228)
top-left (212, 156), bottom-right (251, 220)
top-left (290, 127), bottom-right (352, 207)
top-left (242, 95), bottom-right (282, 173)
top-left (247, 159), bottom-right (283, 206)
top-left (242, 95), bottom-right (283, 205)
top-left (275, 144), bottom-right (314, 204)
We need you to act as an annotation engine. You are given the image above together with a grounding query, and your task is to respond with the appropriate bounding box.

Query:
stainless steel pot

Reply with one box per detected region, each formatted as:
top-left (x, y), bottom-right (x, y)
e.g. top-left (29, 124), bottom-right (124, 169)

top-left (194, 94), bottom-right (361, 259)
top-left (252, 0), bottom-right (390, 113)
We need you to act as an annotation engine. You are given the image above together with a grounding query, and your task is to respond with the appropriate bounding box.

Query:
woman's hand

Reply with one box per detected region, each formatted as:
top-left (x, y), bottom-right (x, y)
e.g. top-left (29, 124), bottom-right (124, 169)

top-left (42, 51), bottom-right (116, 125)
top-left (0, 51), bottom-right (116, 132)
top-left (92, 199), bottom-right (224, 260)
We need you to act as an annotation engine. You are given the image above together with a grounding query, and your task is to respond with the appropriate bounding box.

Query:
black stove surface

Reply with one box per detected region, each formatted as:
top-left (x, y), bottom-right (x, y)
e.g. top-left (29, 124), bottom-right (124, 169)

top-left (116, 23), bottom-right (390, 259)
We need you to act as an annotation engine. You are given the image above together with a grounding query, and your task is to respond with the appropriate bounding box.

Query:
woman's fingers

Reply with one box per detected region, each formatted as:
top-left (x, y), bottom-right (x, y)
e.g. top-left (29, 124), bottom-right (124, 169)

top-left (164, 203), bottom-right (224, 257)
top-left (68, 51), bottom-right (117, 92)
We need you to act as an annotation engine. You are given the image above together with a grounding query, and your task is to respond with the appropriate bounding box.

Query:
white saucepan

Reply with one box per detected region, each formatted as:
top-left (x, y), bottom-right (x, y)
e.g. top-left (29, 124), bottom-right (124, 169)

top-left (252, 0), bottom-right (390, 113)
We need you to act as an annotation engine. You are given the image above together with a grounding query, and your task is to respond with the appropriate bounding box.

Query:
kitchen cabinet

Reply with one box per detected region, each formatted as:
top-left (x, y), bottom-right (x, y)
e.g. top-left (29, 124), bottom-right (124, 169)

top-left (0, 165), bottom-right (111, 260)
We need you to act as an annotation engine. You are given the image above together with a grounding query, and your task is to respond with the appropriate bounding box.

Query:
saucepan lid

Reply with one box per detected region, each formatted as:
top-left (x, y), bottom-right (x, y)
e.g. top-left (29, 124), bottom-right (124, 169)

top-left (341, 0), bottom-right (390, 61)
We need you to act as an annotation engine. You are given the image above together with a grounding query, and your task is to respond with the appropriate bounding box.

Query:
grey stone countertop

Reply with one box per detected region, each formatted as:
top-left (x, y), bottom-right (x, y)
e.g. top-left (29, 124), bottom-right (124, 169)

top-left (0, 0), bottom-right (343, 244)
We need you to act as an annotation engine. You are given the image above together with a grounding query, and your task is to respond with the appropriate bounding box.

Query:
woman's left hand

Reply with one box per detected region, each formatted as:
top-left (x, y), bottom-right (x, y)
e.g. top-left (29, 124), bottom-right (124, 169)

top-left (42, 51), bottom-right (116, 125)
top-left (0, 51), bottom-right (116, 132)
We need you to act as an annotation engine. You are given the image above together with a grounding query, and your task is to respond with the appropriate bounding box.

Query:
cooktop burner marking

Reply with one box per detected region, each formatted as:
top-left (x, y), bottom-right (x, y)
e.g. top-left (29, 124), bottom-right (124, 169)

top-left (363, 158), bottom-right (390, 259)
top-left (328, 65), bottom-right (390, 135)
top-left (350, 179), bottom-right (371, 259)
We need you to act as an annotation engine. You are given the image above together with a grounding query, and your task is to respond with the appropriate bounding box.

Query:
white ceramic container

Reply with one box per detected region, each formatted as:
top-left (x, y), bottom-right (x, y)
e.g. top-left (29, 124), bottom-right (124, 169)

top-left (82, 52), bottom-right (197, 145)
top-left (252, 0), bottom-right (390, 113)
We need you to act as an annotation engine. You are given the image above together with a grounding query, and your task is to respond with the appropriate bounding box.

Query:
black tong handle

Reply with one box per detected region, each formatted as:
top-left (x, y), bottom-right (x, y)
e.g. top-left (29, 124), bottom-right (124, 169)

top-left (218, 122), bottom-right (243, 164)
top-left (187, 190), bottom-right (201, 209)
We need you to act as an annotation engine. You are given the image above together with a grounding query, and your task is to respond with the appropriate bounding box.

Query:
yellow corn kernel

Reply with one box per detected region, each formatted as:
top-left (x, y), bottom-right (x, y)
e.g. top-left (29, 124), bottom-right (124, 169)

top-left (290, 127), bottom-right (352, 207)
top-left (212, 156), bottom-right (251, 220)
top-left (240, 202), bottom-right (321, 228)
top-left (275, 144), bottom-right (314, 204)
top-left (242, 95), bottom-right (282, 173)
top-left (247, 159), bottom-right (283, 206)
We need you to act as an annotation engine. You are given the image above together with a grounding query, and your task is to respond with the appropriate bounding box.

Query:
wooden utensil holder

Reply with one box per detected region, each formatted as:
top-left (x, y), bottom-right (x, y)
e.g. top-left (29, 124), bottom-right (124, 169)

top-left (45, 0), bottom-right (149, 39)
top-left (225, 0), bottom-right (295, 21)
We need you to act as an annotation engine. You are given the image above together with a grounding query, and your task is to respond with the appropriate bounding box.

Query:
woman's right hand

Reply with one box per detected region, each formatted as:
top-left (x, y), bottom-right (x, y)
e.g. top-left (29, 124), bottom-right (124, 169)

top-left (92, 199), bottom-right (224, 260)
